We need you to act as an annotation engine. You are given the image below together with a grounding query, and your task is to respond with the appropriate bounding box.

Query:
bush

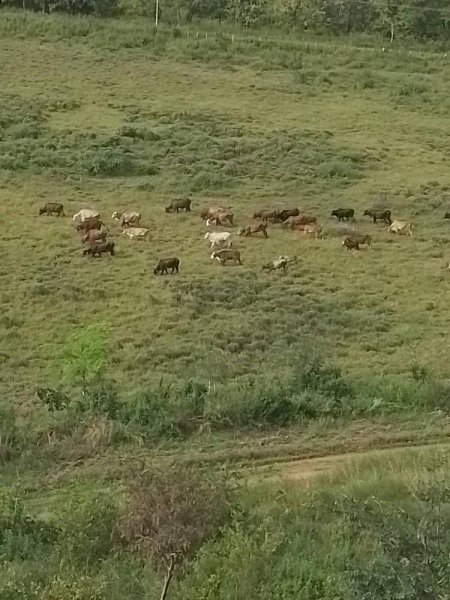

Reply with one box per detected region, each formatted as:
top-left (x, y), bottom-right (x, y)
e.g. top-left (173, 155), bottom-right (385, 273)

top-left (55, 491), bottom-right (118, 566)
top-left (0, 493), bottom-right (58, 561)
top-left (117, 465), bottom-right (230, 569)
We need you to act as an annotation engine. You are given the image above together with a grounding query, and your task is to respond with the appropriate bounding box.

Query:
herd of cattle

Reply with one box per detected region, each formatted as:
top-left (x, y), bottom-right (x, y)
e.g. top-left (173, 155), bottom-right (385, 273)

top-left (38, 198), bottom-right (419, 274)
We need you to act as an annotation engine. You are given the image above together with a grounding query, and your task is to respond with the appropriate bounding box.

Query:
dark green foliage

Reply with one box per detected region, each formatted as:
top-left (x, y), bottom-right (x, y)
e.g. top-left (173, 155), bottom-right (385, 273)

top-left (0, 494), bottom-right (58, 562)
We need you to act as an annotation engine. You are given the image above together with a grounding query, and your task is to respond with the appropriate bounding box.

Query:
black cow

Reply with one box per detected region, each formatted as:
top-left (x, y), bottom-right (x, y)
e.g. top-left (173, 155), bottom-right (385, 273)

top-left (166, 198), bottom-right (191, 213)
top-left (154, 257), bottom-right (180, 275)
top-left (331, 208), bottom-right (354, 222)
top-left (363, 209), bottom-right (392, 224)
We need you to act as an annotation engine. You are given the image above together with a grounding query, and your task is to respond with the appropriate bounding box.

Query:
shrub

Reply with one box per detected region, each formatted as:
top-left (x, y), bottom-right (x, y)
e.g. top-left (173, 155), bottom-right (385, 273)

top-left (55, 490), bottom-right (118, 566)
top-left (117, 465), bottom-right (230, 569)
top-left (0, 493), bottom-right (58, 561)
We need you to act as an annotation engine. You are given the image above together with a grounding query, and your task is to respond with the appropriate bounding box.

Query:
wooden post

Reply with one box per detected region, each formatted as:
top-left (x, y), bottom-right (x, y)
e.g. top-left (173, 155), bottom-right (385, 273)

top-left (160, 554), bottom-right (176, 600)
top-left (155, 0), bottom-right (159, 28)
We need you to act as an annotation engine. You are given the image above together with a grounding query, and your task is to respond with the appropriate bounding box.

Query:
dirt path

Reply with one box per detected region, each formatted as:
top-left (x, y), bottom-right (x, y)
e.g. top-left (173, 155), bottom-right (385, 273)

top-left (247, 441), bottom-right (450, 484)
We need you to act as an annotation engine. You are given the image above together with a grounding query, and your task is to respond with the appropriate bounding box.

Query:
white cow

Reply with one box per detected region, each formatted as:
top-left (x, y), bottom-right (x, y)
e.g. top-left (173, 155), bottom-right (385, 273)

top-left (389, 220), bottom-right (413, 237)
top-left (122, 227), bottom-right (149, 240)
top-left (204, 231), bottom-right (232, 250)
top-left (72, 209), bottom-right (100, 223)
top-left (112, 211), bottom-right (141, 228)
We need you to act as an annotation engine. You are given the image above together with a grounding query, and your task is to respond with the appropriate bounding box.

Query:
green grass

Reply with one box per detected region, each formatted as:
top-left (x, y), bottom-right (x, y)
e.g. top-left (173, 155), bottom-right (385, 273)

top-left (3, 13), bottom-right (450, 596)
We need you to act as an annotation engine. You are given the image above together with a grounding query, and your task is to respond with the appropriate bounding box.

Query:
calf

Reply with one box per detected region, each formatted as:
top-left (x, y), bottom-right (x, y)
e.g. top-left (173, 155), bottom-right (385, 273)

top-left (39, 202), bottom-right (64, 217)
top-left (166, 198), bottom-right (191, 213)
top-left (342, 234), bottom-right (372, 251)
top-left (238, 222), bottom-right (268, 238)
top-left (83, 241), bottom-right (115, 257)
top-left (331, 208), bottom-right (354, 222)
top-left (211, 249), bottom-right (242, 266)
top-left (154, 257), bottom-right (180, 275)
top-left (363, 209), bottom-right (392, 224)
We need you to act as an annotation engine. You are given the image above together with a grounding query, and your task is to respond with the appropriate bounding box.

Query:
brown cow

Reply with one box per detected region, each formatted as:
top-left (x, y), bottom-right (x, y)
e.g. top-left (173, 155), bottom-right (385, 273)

top-left (253, 209), bottom-right (278, 222)
top-left (39, 202), bottom-right (64, 217)
top-left (211, 249), bottom-right (242, 266)
top-left (274, 208), bottom-right (300, 223)
top-left (282, 214), bottom-right (317, 229)
top-left (343, 234), bottom-right (372, 251)
top-left (200, 205), bottom-right (227, 220)
top-left (76, 217), bottom-right (104, 232)
top-left (206, 209), bottom-right (234, 227)
top-left (82, 229), bottom-right (107, 246)
top-left (238, 222), bottom-right (268, 238)
top-left (83, 241), bottom-right (115, 257)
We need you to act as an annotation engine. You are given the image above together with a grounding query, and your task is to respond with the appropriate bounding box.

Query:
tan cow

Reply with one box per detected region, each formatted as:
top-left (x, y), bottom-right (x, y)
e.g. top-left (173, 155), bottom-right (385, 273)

top-left (112, 211), bottom-right (141, 228)
top-left (389, 220), bottom-right (413, 237)
top-left (282, 214), bottom-right (317, 229)
top-left (122, 227), bottom-right (150, 240)
top-left (238, 222), bottom-right (268, 238)
top-left (73, 209), bottom-right (100, 223)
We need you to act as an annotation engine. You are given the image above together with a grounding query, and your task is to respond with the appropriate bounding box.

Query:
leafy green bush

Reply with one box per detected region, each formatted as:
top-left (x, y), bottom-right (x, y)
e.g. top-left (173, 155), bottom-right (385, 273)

top-left (55, 490), bottom-right (118, 566)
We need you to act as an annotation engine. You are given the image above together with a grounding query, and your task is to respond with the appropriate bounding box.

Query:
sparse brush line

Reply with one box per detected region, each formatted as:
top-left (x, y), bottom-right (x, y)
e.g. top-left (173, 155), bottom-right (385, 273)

top-left (183, 27), bottom-right (449, 59)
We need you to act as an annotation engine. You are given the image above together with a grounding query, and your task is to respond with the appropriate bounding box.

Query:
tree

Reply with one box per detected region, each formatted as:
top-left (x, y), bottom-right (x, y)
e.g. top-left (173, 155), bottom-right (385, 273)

top-left (227, 0), bottom-right (268, 27)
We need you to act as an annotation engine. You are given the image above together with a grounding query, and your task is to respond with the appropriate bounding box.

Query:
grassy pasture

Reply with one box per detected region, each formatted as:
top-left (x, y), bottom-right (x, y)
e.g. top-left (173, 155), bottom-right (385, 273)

top-left (2, 15), bottom-right (450, 408)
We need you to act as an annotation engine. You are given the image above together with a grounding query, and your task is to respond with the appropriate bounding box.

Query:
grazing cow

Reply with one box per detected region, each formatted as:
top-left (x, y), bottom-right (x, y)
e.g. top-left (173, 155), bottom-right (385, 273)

top-left (238, 222), bottom-right (268, 238)
top-left (445, 212), bottom-right (450, 219)
top-left (302, 224), bottom-right (323, 238)
top-left (82, 229), bottom-right (107, 246)
top-left (389, 220), bottom-right (413, 237)
top-left (211, 249), bottom-right (242, 266)
top-left (83, 241), bottom-right (115, 257)
top-left (39, 202), bottom-right (64, 217)
top-left (122, 227), bottom-right (150, 240)
top-left (363, 209), bottom-right (392, 224)
top-left (262, 256), bottom-right (296, 272)
top-left (204, 231), bottom-right (232, 250)
top-left (166, 198), bottom-right (191, 213)
top-left (73, 209), bottom-right (100, 223)
top-left (154, 257), bottom-right (180, 275)
top-left (112, 211), bottom-right (141, 228)
top-left (76, 217), bottom-right (104, 233)
top-left (274, 208), bottom-right (300, 223)
top-left (253, 209), bottom-right (278, 222)
top-left (200, 205), bottom-right (228, 220)
top-left (206, 210), bottom-right (234, 227)
top-left (331, 208), bottom-right (354, 222)
top-left (343, 234), bottom-right (372, 251)
top-left (282, 214), bottom-right (317, 229)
